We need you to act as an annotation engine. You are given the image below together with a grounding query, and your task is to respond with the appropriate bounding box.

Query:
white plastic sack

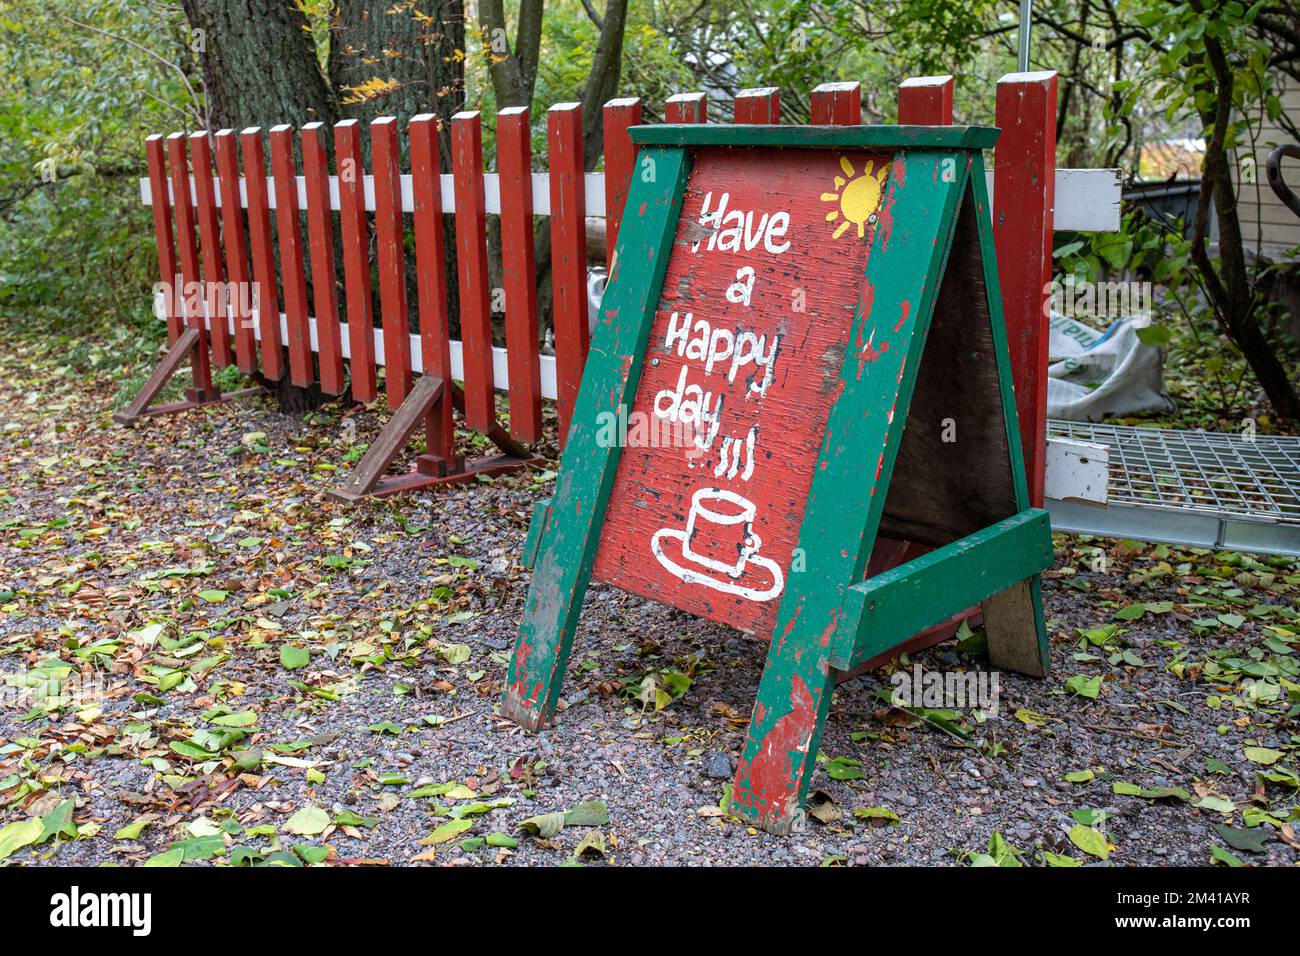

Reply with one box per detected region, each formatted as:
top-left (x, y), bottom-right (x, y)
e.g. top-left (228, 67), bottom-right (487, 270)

top-left (1047, 313), bottom-right (1176, 422)
top-left (588, 266), bottom-right (608, 335)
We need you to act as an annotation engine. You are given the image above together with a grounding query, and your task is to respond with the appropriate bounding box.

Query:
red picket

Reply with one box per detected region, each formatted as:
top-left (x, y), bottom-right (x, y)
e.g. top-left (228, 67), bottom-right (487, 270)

top-left (451, 111), bottom-right (496, 433)
top-left (189, 133), bottom-right (233, 367)
top-left (547, 103), bottom-right (587, 445)
top-left (665, 92), bottom-right (707, 124)
top-left (333, 120), bottom-right (377, 402)
top-left (301, 122), bottom-right (345, 395)
top-left (371, 116), bottom-right (413, 408)
top-left (810, 81), bottom-right (861, 125)
top-left (165, 133), bottom-right (212, 394)
top-left (994, 72), bottom-right (1057, 508)
top-left (898, 74), bottom-right (955, 124)
top-left (409, 113), bottom-right (455, 463)
top-left (145, 135), bottom-right (182, 344)
top-left (240, 128), bottom-right (285, 381)
top-left (269, 126), bottom-right (314, 387)
top-left (213, 130), bottom-right (257, 374)
top-left (733, 87), bottom-right (780, 123)
top-left (497, 107), bottom-right (543, 442)
top-left (602, 97), bottom-right (642, 265)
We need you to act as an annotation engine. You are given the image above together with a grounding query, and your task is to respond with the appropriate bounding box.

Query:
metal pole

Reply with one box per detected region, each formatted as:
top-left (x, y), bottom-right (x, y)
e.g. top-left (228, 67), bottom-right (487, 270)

top-left (1017, 0), bottom-right (1033, 71)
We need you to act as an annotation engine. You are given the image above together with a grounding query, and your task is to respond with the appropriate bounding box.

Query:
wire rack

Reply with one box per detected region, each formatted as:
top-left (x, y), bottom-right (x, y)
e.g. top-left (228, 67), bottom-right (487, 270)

top-left (1047, 421), bottom-right (1300, 525)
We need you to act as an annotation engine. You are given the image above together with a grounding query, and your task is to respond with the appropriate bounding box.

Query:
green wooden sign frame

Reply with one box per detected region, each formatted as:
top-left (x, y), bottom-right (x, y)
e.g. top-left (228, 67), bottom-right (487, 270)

top-left (502, 125), bottom-right (1053, 835)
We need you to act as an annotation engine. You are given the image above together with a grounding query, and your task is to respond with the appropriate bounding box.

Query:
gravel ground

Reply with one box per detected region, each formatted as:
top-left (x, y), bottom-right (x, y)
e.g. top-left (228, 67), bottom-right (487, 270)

top-left (1, 334), bottom-right (1298, 867)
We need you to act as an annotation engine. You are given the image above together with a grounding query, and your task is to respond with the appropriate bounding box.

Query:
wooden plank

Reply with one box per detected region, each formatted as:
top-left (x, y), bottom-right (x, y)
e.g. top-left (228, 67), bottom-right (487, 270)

top-left (113, 328), bottom-right (200, 425)
top-left (372, 116), bottom-right (412, 407)
top-left (733, 87), bottom-right (779, 124)
top-left (240, 128), bottom-right (285, 381)
top-left (269, 125), bottom-right (314, 387)
top-left (409, 113), bottom-right (455, 464)
top-left (143, 165), bottom-right (1118, 234)
top-left (731, 149), bottom-right (970, 835)
top-left (334, 120), bottom-right (377, 402)
top-left (664, 92), bottom-right (707, 124)
top-left (898, 74), bottom-right (954, 125)
top-left (547, 103), bottom-right (588, 445)
top-left (497, 106), bottom-right (542, 442)
top-left (831, 510), bottom-right (1053, 669)
top-left (501, 146), bottom-right (691, 731)
top-left (328, 374), bottom-right (445, 501)
top-left (603, 97), bottom-right (642, 264)
top-left (165, 133), bottom-right (213, 395)
top-left (968, 152), bottom-right (1052, 678)
top-left (632, 124), bottom-right (999, 149)
top-left (145, 135), bottom-right (182, 344)
top-left (591, 145), bottom-right (898, 637)
top-left (994, 70), bottom-right (1057, 508)
top-left (984, 577), bottom-right (1049, 677)
top-left (810, 81), bottom-right (861, 125)
top-left (213, 130), bottom-right (257, 374)
top-left (188, 132), bottom-right (232, 367)
top-left (451, 111), bottom-right (496, 432)
top-left (301, 122), bottom-right (345, 395)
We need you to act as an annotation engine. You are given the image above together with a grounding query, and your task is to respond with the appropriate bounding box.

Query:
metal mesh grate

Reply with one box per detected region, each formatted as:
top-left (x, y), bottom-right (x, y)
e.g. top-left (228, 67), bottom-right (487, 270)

top-left (1047, 421), bottom-right (1300, 525)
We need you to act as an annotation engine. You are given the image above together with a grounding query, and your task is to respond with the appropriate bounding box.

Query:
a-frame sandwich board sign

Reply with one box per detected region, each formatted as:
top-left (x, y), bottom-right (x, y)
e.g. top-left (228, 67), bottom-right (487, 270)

top-left (502, 124), bottom-right (1054, 835)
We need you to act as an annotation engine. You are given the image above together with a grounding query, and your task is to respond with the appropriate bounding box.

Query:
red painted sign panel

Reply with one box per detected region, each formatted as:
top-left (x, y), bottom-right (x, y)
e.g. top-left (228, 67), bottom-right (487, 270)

top-left (592, 146), bottom-right (894, 636)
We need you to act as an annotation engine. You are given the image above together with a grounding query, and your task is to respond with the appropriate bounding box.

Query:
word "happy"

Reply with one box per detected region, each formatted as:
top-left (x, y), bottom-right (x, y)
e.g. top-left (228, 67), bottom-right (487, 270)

top-left (664, 312), bottom-right (780, 397)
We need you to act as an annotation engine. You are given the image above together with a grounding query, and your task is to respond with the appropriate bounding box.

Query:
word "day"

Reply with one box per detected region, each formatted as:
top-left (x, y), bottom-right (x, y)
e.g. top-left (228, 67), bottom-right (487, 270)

top-left (692, 191), bottom-right (791, 255)
top-left (664, 312), bottom-right (781, 397)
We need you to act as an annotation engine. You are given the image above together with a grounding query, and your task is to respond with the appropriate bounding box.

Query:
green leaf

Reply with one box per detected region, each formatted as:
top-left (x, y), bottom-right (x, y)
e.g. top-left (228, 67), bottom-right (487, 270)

top-left (113, 818), bottom-right (152, 840)
top-left (143, 847), bottom-right (184, 867)
top-left (563, 800), bottom-right (609, 827)
top-left (1065, 674), bottom-right (1102, 699)
top-left (39, 799), bottom-right (77, 842)
top-left (1212, 823), bottom-right (1269, 853)
top-left (198, 589), bottom-right (229, 603)
top-left (280, 645), bottom-right (310, 670)
top-left (1069, 824), bottom-right (1110, 860)
top-left (0, 819), bottom-right (43, 860)
top-left (822, 756), bottom-right (865, 780)
top-left (1063, 769), bottom-right (1095, 783)
top-left (210, 711), bottom-right (258, 728)
top-left (1209, 844), bottom-right (1244, 867)
top-left (419, 817), bottom-right (473, 845)
top-left (283, 805), bottom-right (330, 836)
top-left (1113, 782), bottom-right (1189, 802)
top-left (1193, 795), bottom-right (1236, 814)
top-left (1244, 746), bottom-right (1284, 765)
top-left (334, 810), bottom-right (379, 828)
top-left (1041, 850), bottom-right (1083, 867)
top-left (485, 832), bottom-right (518, 848)
top-left (852, 807), bottom-right (900, 825)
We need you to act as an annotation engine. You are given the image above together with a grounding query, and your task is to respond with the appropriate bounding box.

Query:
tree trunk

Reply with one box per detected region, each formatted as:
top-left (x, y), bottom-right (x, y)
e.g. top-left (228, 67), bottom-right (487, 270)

top-left (331, 0), bottom-right (466, 337)
top-left (181, 0), bottom-right (335, 131)
top-left (181, 0), bottom-right (336, 413)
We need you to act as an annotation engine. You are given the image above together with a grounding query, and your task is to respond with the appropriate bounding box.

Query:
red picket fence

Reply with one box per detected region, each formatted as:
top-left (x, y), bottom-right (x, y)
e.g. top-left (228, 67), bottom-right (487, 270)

top-left (131, 72), bottom-right (1106, 505)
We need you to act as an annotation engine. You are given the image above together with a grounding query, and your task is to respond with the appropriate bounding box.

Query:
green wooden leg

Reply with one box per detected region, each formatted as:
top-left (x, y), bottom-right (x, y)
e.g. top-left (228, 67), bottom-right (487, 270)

top-left (731, 638), bottom-right (839, 835)
top-left (982, 574), bottom-right (1050, 677)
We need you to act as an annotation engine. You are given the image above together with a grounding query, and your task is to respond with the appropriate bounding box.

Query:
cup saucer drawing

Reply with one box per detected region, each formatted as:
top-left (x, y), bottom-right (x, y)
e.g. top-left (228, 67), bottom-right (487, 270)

top-left (650, 487), bottom-right (785, 603)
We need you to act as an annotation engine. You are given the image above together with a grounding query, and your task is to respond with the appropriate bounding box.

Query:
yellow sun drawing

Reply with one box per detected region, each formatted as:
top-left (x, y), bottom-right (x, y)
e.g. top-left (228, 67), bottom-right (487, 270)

top-left (821, 156), bottom-right (890, 239)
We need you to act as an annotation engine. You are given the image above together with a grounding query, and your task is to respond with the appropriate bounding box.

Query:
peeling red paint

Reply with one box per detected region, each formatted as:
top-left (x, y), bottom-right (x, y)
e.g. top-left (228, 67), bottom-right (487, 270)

top-left (894, 299), bottom-right (911, 333)
top-left (733, 675), bottom-right (817, 827)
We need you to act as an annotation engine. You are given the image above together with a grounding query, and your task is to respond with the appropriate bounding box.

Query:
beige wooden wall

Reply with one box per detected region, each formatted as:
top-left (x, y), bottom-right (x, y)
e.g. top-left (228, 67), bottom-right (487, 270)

top-left (1235, 80), bottom-right (1300, 261)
